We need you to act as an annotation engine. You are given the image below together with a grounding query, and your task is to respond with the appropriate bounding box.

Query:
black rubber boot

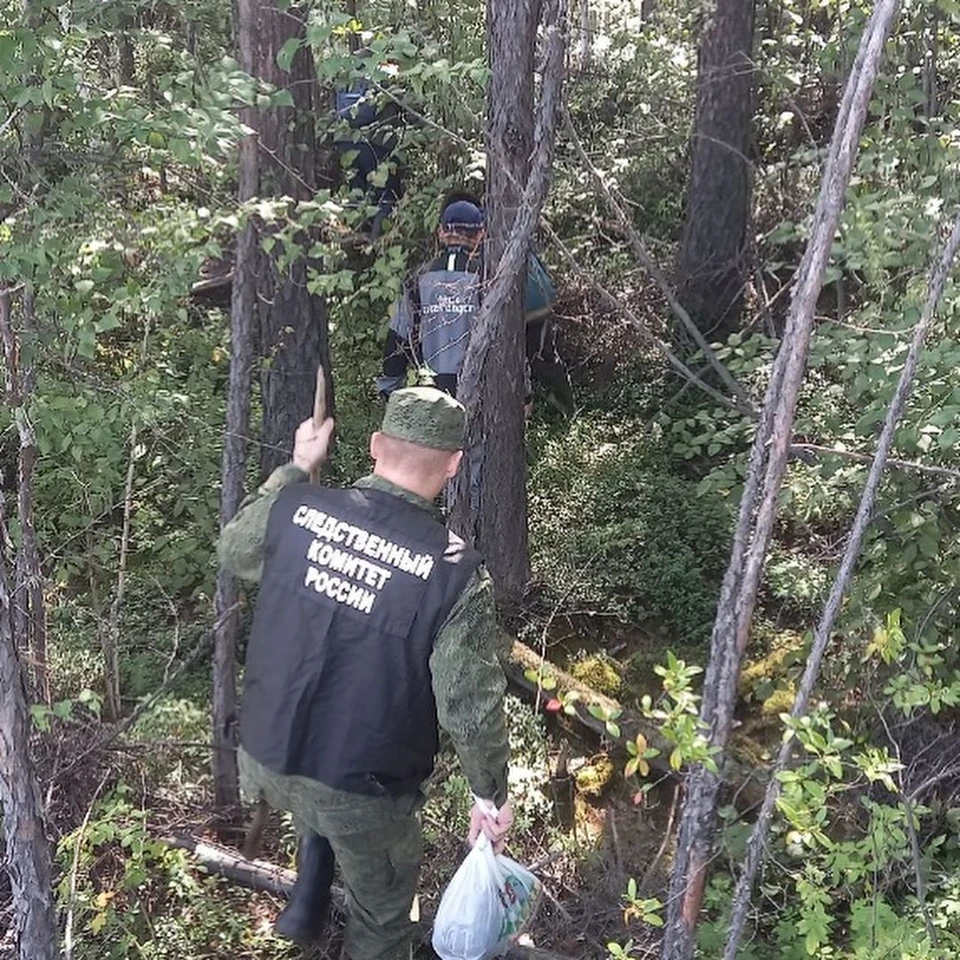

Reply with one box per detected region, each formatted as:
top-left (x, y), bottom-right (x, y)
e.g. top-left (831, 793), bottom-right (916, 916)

top-left (274, 831), bottom-right (336, 943)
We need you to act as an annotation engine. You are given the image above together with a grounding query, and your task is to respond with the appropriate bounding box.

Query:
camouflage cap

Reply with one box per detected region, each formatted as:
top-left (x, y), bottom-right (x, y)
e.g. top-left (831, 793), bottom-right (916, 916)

top-left (381, 387), bottom-right (465, 451)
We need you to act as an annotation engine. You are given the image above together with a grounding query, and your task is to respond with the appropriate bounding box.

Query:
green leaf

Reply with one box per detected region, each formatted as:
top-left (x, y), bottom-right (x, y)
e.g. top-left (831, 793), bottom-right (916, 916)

top-left (276, 37), bottom-right (302, 72)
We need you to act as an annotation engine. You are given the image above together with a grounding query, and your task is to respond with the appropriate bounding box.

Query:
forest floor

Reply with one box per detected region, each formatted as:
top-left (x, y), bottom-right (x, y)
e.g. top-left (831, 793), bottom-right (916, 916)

top-left (28, 590), bottom-right (685, 959)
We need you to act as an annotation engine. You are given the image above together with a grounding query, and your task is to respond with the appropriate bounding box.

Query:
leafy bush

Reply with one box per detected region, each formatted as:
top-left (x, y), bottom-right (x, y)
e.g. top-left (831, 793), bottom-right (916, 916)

top-left (529, 414), bottom-right (732, 644)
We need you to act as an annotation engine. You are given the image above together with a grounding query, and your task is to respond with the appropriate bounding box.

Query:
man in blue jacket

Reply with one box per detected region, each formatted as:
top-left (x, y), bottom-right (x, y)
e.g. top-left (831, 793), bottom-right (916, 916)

top-left (334, 51), bottom-right (404, 239)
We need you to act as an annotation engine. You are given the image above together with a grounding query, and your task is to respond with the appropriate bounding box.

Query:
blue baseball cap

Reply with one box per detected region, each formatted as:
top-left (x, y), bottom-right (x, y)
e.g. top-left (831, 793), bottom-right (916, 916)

top-left (440, 200), bottom-right (484, 232)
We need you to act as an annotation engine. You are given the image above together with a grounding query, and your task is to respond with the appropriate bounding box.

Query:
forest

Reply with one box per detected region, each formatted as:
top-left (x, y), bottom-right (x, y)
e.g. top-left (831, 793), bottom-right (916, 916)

top-left (3, 0), bottom-right (960, 957)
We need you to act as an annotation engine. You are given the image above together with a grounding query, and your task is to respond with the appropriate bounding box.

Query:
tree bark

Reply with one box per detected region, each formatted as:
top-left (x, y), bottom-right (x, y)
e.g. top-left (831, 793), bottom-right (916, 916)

top-left (661, 0), bottom-right (901, 955)
top-left (253, 2), bottom-right (332, 479)
top-left (214, 0), bottom-right (333, 810)
top-left (449, 0), bottom-right (565, 600)
top-left (722, 211), bottom-right (960, 960)
top-left (578, 0), bottom-right (593, 71)
top-left (212, 0), bottom-right (260, 812)
top-left (0, 289), bottom-right (48, 704)
top-left (677, 0), bottom-right (756, 338)
top-left (0, 488), bottom-right (59, 960)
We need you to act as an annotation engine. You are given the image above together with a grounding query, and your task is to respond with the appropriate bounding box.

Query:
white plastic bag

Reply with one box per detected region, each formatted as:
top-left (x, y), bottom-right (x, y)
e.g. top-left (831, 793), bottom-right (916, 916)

top-left (432, 827), bottom-right (541, 960)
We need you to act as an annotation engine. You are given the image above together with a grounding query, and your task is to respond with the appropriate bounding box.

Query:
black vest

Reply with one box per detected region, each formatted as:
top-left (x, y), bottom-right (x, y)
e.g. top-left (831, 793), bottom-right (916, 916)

top-left (240, 482), bottom-right (480, 796)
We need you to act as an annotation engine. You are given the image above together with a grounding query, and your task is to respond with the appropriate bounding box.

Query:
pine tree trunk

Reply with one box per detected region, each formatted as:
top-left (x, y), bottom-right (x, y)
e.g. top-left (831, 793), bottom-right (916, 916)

top-left (213, 1), bottom-right (332, 809)
top-left (676, 0), bottom-right (756, 338)
top-left (211, 0), bottom-right (260, 812)
top-left (254, 3), bottom-right (332, 479)
top-left (450, 0), bottom-right (541, 600)
top-left (0, 290), bottom-right (48, 705)
top-left (0, 489), bottom-right (59, 960)
top-left (479, 0), bottom-right (540, 598)
top-left (450, 0), bottom-right (565, 601)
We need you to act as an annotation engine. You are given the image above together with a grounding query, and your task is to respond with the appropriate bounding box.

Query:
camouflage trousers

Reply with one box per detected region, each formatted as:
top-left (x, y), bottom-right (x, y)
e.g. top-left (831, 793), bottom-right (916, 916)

top-left (238, 749), bottom-right (423, 960)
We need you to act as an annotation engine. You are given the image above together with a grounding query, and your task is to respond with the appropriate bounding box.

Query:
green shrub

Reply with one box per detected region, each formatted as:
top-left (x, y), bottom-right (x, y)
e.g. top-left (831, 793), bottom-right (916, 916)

top-left (529, 415), bottom-right (732, 644)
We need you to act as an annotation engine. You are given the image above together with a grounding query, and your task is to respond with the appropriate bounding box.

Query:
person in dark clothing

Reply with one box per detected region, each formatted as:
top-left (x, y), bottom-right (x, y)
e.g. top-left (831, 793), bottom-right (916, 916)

top-left (334, 52), bottom-right (405, 239)
top-left (377, 199), bottom-right (485, 399)
top-left (377, 197), bottom-right (574, 415)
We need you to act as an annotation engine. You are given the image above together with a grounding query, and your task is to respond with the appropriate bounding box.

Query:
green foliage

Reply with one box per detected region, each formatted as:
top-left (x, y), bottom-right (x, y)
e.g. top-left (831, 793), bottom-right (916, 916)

top-left (642, 652), bottom-right (717, 774)
top-left (56, 786), bottom-right (302, 958)
top-left (9, 0), bottom-right (960, 956)
top-left (529, 410), bottom-right (733, 643)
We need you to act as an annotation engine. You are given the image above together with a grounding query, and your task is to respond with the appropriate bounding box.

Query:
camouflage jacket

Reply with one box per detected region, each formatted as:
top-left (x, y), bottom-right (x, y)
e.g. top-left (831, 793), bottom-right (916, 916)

top-left (218, 464), bottom-right (510, 805)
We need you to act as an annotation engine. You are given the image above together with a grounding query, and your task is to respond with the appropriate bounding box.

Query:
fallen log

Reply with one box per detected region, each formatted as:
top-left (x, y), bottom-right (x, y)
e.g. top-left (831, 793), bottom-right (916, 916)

top-left (162, 834), bottom-right (575, 959)
top-left (505, 637), bottom-right (767, 809)
top-left (162, 834), bottom-right (298, 899)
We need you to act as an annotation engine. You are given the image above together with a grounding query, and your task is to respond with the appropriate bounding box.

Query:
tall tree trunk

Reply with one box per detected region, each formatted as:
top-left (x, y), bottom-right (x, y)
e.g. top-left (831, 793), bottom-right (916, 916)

top-left (0, 290), bottom-right (48, 704)
top-left (922, 1), bottom-right (938, 120)
top-left (0, 488), bottom-right (59, 960)
top-left (476, 0), bottom-right (538, 598)
top-left (9, 2), bottom-right (50, 706)
top-left (213, 0), bottom-right (332, 810)
top-left (578, 0), bottom-right (593, 70)
top-left (254, 3), bottom-right (332, 479)
top-left (212, 0), bottom-right (260, 811)
top-left (676, 0), bottom-right (756, 338)
top-left (449, 0), bottom-right (539, 600)
top-left (450, 0), bottom-right (566, 601)
top-left (661, 0), bottom-right (901, 955)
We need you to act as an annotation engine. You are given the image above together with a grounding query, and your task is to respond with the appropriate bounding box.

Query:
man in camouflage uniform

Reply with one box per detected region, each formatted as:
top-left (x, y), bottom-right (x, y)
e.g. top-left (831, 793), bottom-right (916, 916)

top-left (218, 388), bottom-right (513, 960)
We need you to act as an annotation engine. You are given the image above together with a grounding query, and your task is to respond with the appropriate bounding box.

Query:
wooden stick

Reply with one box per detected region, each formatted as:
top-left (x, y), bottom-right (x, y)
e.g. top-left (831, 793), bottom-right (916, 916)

top-left (241, 799), bottom-right (270, 860)
top-left (163, 834), bottom-right (298, 898)
top-left (310, 364), bottom-right (327, 485)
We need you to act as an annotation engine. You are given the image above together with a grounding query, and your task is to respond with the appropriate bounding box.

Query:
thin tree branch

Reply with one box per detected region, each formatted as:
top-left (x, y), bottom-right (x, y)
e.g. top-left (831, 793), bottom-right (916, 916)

top-left (562, 106), bottom-right (756, 414)
top-left (873, 702), bottom-right (937, 945)
top-left (664, 0), bottom-right (904, 953)
top-left (542, 221), bottom-right (754, 416)
top-left (791, 442), bottom-right (960, 482)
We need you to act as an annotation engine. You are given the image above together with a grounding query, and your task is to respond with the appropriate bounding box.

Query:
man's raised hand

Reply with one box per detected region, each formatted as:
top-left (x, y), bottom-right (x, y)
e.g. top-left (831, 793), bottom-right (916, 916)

top-left (293, 417), bottom-right (335, 475)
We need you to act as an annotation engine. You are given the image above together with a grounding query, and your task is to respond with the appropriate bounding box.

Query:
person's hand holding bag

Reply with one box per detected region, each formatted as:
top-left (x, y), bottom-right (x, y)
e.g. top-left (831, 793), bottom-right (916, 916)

top-left (433, 798), bottom-right (540, 960)
top-left (469, 797), bottom-right (514, 854)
